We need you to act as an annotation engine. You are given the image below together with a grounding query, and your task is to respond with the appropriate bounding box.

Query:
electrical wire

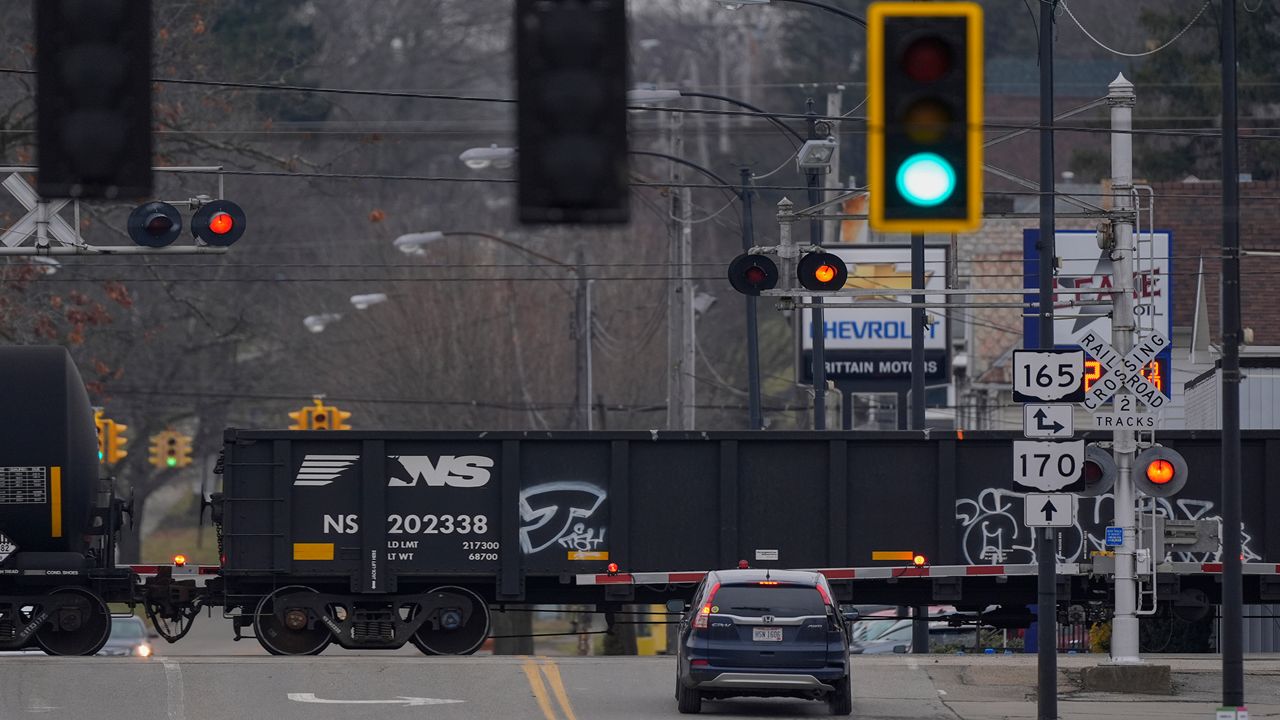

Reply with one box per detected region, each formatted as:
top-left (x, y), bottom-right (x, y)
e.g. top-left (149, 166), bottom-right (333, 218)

top-left (1059, 0), bottom-right (1212, 58)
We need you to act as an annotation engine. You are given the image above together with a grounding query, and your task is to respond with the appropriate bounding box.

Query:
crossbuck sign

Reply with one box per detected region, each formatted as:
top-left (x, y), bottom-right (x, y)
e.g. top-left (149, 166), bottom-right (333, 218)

top-left (0, 173), bottom-right (80, 247)
top-left (1075, 329), bottom-right (1169, 411)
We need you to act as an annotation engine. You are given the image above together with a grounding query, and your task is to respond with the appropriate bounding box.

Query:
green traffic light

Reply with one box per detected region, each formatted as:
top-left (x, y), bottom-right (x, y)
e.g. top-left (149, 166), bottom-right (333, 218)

top-left (166, 456), bottom-right (177, 468)
top-left (98, 451), bottom-right (104, 461)
top-left (895, 152), bottom-right (956, 207)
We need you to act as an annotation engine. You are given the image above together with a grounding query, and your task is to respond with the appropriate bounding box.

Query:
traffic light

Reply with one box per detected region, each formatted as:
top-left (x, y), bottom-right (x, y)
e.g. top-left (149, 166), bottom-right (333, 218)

top-left (192, 200), bottom-right (247, 247)
top-left (94, 409), bottom-right (106, 462)
top-left (515, 0), bottom-right (629, 223)
top-left (35, 0), bottom-right (152, 199)
top-left (797, 252), bottom-right (849, 292)
top-left (149, 430), bottom-right (194, 469)
top-left (1133, 446), bottom-right (1189, 498)
top-left (104, 419), bottom-right (128, 466)
top-left (1076, 444), bottom-right (1118, 497)
top-left (287, 399), bottom-right (351, 430)
top-left (288, 406), bottom-right (312, 430)
top-left (727, 253), bottom-right (779, 296)
top-left (867, 2), bottom-right (983, 232)
top-left (128, 202), bottom-right (183, 247)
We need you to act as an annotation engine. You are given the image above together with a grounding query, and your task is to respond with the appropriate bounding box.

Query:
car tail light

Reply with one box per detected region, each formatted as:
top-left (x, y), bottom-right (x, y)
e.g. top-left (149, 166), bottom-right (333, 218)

top-left (757, 581), bottom-right (779, 586)
top-left (693, 582), bottom-right (720, 629)
top-left (815, 583), bottom-right (833, 606)
top-left (691, 659), bottom-right (709, 667)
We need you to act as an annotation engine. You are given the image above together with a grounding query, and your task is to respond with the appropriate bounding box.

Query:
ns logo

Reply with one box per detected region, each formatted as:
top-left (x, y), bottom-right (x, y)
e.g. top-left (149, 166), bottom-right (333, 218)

top-left (387, 455), bottom-right (494, 488)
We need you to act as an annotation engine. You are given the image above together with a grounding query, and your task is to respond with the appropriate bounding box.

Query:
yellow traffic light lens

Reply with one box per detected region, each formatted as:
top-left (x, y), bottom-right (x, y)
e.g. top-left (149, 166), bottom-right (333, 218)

top-left (903, 99), bottom-right (952, 144)
top-left (1146, 459), bottom-right (1175, 484)
top-left (814, 264), bottom-right (837, 284)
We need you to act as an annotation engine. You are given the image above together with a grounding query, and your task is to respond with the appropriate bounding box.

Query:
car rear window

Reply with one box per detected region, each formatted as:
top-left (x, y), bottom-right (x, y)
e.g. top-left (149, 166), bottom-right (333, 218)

top-left (713, 585), bottom-right (826, 616)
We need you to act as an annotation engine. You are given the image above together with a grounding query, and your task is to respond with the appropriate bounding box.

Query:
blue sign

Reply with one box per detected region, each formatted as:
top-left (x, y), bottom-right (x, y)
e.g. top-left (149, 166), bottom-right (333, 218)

top-left (1105, 526), bottom-right (1124, 547)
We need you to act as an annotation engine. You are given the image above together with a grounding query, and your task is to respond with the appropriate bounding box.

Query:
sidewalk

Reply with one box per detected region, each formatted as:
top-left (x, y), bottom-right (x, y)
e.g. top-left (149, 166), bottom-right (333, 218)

top-left (859, 654), bottom-right (1280, 719)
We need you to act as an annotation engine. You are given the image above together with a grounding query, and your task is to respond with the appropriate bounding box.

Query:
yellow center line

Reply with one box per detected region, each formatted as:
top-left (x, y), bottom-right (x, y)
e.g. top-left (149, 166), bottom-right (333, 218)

top-left (538, 658), bottom-right (579, 720)
top-left (521, 659), bottom-right (558, 720)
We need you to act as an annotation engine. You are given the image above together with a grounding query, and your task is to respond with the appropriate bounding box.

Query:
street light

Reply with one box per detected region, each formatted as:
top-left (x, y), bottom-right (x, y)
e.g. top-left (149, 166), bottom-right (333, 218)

top-left (350, 293), bottom-right (388, 310)
top-left (710, 0), bottom-right (867, 27)
top-left (795, 137), bottom-right (838, 172)
top-left (303, 313), bottom-right (342, 333)
top-left (459, 144), bottom-right (517, 170)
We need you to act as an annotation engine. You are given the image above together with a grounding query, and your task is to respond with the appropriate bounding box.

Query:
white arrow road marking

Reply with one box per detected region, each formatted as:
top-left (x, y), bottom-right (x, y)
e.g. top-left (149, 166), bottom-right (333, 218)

top-left (287, 693), bottom-right (464, 706)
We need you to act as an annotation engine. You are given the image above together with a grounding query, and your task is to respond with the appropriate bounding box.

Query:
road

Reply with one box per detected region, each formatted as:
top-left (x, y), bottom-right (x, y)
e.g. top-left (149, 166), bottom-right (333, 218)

top-left (3, 652), bottom-right (1280, 720)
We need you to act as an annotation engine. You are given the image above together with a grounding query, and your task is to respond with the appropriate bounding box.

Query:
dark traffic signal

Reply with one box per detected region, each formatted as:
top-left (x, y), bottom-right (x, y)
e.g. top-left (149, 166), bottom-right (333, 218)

top-left (1076, 445), bottom-right (1117, 497)
top-left (36, 0), bottom-right (152, 199)
top-left (797, 252), bottom-right (849, 292)
top-left (515, 0), bottom-right (629, 224)
top-left (727, 254), bottom-right (779, 296)
top-left (868, 2), bottom-right (983, 233)
top-left (127, 202), bottom-right (182, 247)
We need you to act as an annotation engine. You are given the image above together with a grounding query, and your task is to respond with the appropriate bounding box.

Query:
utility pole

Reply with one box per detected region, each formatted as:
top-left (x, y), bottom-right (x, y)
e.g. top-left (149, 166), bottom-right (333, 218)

top-left (741, 168), bottom-right (763, 430)
top-left (1107, 74), bottom-right (1141, 666)
top-left (1036, 3), bottom-right (1059, 719)
top-left (823, 88), bottom-right (844, 247)
top-left (575, 245), bottom-right (592, 430)
top-left (910, 233), bottom-right (925, 431)
top-left (806, 100), bottom-right (828, 430)
top-left (1220, 0), bottom-right (1245, 709)
top-left (666, 111), bottom-right (695, 430)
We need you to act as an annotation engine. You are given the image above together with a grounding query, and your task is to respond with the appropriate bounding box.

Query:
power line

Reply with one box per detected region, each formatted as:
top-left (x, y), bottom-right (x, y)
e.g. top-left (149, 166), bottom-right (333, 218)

top-left (1060, 0), bottom-right (1212, 58)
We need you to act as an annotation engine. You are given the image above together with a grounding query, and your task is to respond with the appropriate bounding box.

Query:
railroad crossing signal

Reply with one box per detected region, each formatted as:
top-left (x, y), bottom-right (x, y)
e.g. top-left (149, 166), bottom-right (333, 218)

top-left (867, 2), bottom-right (983, 232)
top-left (726, 254), bottom-right (779, 296)
top-left (1076, 329), bottom-right (1169, 411)
top-left (289, 398), bottom-right (352, 431)
top-left (796, 252), bottom-right (849, 292)
top-left (94, 410), bottom-right (128, 466)
top-left (192, 200), bottom-right (247, 247)
top-left (35, 0), bottom-right (153, 198)
top-left (149, 430), bottom-right (194, 470)
top-left (128, 202), bottom-right (183, 248)
top-left (1133, 446), bottom-right (1188, 498)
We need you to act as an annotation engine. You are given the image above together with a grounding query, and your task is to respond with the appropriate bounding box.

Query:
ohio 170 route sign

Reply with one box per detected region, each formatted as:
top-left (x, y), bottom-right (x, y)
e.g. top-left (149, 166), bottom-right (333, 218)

top-left (1013, 440), bottom-right (1084, 492)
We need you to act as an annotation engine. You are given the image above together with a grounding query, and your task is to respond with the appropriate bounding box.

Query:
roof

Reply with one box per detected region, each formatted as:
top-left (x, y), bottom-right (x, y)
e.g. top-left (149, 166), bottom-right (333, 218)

top-left (710, 568), bottom-right (824, 585)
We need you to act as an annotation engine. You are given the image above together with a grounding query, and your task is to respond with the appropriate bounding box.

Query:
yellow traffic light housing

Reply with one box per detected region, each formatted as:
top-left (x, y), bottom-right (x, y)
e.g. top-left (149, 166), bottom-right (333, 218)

top-left (173, 433), bottom-right (193, 468)
top-left (288, 406), bottom-right (312, 430)
top-left (288, 398), bottom-right (351, 430)
top-left (331, 407), bottom-right (352, 430)
top-left (104, 419), bottom-right (128, 465)
top-left (868, 2), bottom-right (983, 233)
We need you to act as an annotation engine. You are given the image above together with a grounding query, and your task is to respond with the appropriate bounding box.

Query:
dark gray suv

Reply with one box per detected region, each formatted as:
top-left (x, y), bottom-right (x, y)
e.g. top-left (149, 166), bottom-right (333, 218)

top-left (671, 569), bottom-right (854, 715)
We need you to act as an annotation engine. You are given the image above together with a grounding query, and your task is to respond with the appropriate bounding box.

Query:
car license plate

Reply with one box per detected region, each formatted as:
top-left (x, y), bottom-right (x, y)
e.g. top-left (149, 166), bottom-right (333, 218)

top-left (752, 626), bottom-right (783, 642)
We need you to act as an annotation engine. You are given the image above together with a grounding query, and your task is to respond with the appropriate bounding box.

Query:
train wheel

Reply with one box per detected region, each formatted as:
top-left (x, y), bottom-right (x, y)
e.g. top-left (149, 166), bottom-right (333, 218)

top-left (34, 587), bottom-right (111, 656)
top-left (253, 586), bottom-right (332, 656)
top-left (411, 586), bottom-right (490, 656)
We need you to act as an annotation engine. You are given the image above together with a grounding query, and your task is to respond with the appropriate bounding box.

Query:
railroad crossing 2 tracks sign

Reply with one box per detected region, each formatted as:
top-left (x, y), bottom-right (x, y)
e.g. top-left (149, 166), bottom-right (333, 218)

top-left (1075, 329), bottom-right (1169, 412)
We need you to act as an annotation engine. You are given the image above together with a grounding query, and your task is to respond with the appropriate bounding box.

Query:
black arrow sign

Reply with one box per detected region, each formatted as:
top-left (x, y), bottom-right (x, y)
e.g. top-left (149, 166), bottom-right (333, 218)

top-left (1040, 498), bottom-right (1058, 521)
top-left (1033, 409), bottom-right (1065, 434)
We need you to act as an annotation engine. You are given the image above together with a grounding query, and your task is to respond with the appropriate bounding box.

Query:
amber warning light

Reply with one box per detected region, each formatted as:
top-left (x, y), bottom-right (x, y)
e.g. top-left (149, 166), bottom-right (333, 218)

top-left (913, 554), bottom-right (927, 567)
top-left (1146, 459), bottom-right (1175, 485)
top-left (172, 554), bottom-right (187, 567)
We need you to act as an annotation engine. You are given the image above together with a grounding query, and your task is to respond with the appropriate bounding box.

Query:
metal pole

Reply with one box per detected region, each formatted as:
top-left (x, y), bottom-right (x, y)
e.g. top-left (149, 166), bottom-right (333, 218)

top-left (1036, 3), bottom-right (1059, 717)
top-left (807, 100), bottom-right (827, 431)
top-left (1220, 0), bottom-right (1245, 707)
top-left (911, 233), bottom-right (926, 430)
top-left (681, 184), bottom-right (696, 430)
top-left (778, 197), bottom-right (801, 428)
top-left (575, 246), bottom-right (590, 430)
top-left (586, 279), bottom-right (595, 431)
top-left (741, 168), bottom-right (763, 430)
top-left (824, 89), bottom-right (844, 247)
top-left (1107, 74), bottom-right (1141, 665)
top-left (666, 112), bottom-right (689, 431)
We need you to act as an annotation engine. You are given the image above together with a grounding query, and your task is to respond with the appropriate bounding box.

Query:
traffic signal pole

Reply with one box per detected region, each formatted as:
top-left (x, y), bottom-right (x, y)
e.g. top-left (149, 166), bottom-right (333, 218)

top-left (1106, 74), bottom-right (1141, 665)
top-left (806, 101), bottom-right (828, 431)
top-left (1036, 3), bottom-right (1059, 717)
top-left (740, 168), bottom-right (764, 430)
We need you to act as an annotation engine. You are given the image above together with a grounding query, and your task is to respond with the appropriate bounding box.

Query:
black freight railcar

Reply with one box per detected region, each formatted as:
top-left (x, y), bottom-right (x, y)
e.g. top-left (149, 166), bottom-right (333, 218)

top-left (0, 347), bottom-right (132, 656)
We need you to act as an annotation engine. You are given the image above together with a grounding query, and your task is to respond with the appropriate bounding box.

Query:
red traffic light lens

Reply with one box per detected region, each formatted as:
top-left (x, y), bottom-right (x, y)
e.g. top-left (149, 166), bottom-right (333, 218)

top-left (901, 36), bottom-right (953, 83)
top-left (745, 266), bottom-right (767, 285)
top-left (145, 214), bottom-right (173, 236)
top-left (1146, 459), bottom-right (1175, 484)
top-left (814, 264), bottom-right (837, 284)
top-left (208, 212), bottom-right (234, 235)
top-left (606, 562), bottom-right (619, 575)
